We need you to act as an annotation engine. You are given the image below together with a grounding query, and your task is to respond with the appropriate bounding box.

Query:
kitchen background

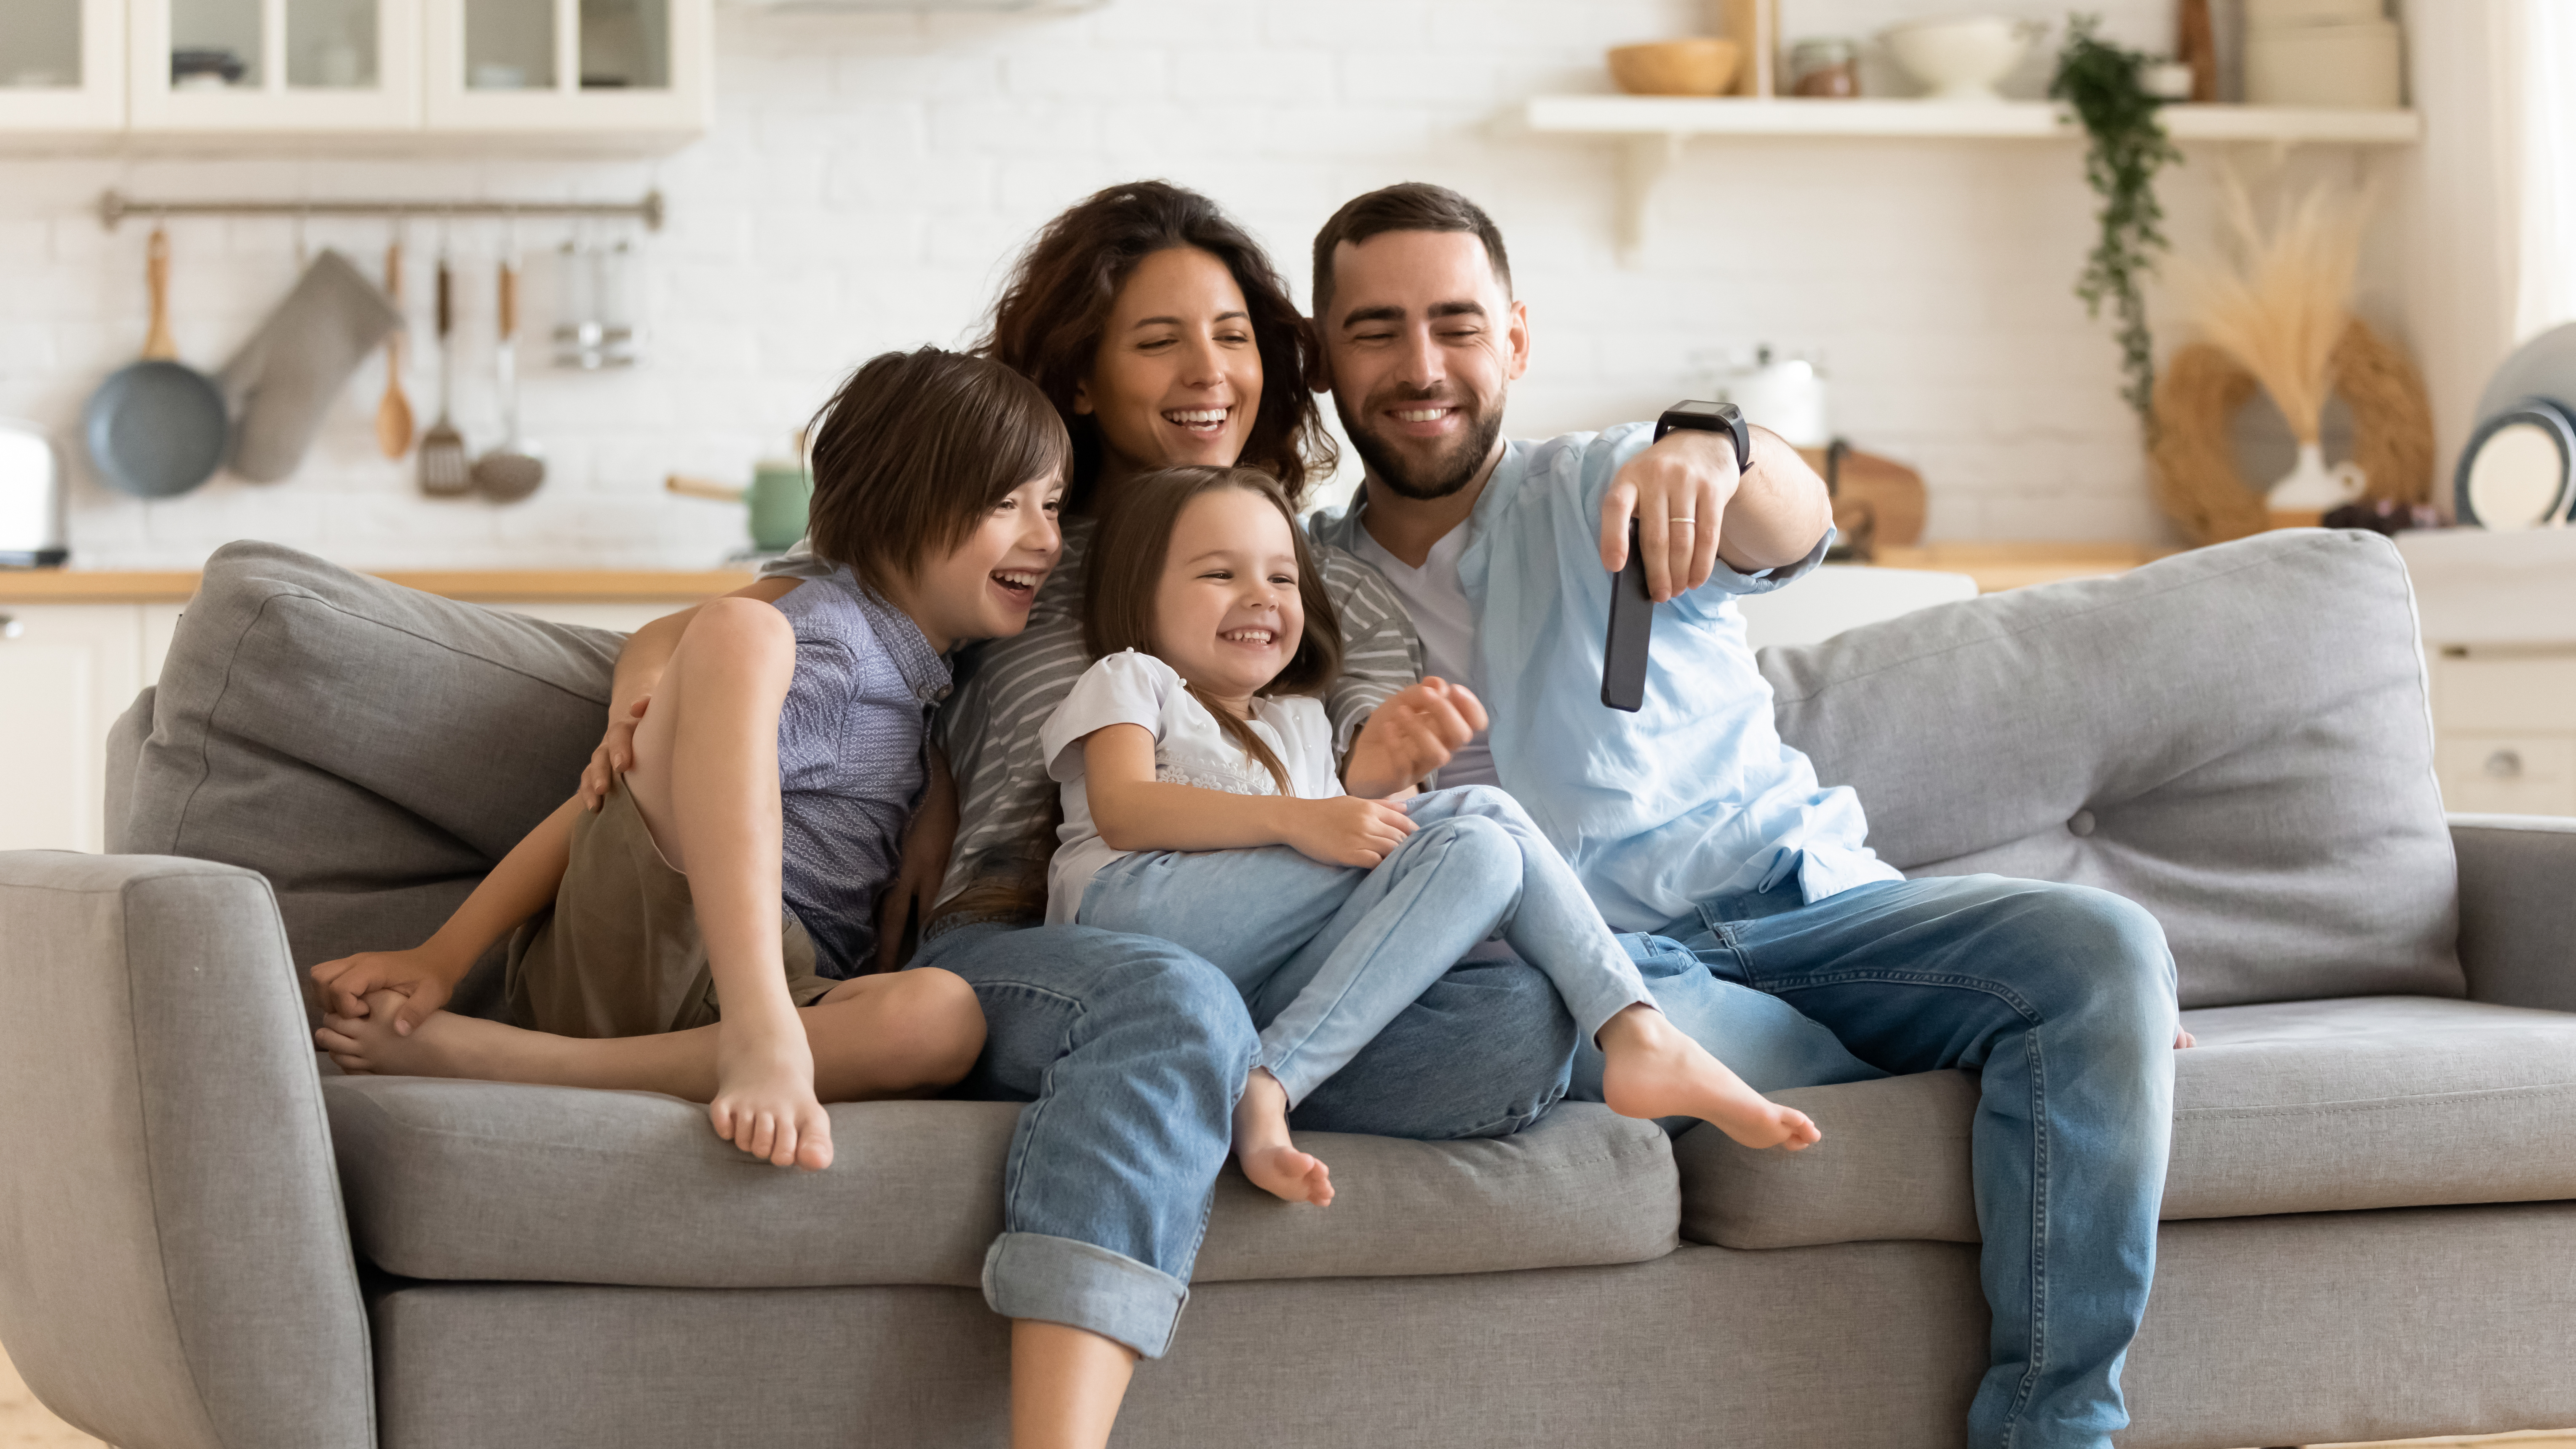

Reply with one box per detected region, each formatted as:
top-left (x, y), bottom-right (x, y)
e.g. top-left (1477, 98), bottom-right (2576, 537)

top-left (0, 0), bottom-right (2508, 570)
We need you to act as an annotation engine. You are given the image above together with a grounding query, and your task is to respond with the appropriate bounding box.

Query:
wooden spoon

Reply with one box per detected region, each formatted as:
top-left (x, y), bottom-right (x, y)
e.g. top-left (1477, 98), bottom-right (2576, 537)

top-left (375, 240), bottom-right (413, 459)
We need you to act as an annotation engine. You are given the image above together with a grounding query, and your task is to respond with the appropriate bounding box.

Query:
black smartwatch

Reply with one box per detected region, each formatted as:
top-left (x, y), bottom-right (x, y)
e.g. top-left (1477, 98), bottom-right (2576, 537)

top-left (1653, 400), bottom-right (1753, 473)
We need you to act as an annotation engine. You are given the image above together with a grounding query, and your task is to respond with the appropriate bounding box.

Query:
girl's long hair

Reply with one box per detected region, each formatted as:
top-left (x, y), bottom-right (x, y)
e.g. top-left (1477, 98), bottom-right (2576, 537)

top-left (978, 180), bottom-right (1336, 516)
top-left (1082, 466), bottom-right (1343, 795)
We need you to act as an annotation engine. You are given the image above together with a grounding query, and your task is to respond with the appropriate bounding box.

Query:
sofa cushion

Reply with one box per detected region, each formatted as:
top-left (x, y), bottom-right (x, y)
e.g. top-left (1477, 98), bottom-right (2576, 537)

top-left (113, 542), bottom-right (621, 987)
top-left (1762, 530), bottom-right (2461, 1008)
top-left (322, 1080), bottom-right (1678, 1287)
top-left (1678, 996), bottom-right (2576, 1249)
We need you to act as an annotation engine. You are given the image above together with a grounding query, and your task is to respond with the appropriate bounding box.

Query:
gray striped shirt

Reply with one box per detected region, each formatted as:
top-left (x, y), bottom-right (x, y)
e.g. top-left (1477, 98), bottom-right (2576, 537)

top-left (762, 517), bottom-right (1421, 906)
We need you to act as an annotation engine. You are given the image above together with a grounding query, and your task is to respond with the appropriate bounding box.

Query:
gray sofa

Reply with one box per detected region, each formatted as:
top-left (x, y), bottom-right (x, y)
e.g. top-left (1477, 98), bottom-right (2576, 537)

top-left (3, 530), bottom-right (2573, 1449)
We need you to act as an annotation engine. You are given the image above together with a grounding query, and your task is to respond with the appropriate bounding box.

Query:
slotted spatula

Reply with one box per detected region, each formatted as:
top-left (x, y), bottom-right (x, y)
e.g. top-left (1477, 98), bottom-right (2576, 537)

top-left (417, 246), bottom-right (470, 497)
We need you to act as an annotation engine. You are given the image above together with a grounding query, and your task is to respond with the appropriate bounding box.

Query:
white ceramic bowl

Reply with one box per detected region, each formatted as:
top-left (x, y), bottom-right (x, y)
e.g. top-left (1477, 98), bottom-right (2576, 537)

top-left (1881, 15), bottom-right (2044, 102)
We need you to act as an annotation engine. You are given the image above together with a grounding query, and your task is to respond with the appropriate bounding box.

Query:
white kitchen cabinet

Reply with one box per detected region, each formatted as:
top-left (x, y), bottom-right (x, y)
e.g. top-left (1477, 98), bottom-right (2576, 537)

top-left (130, 0), bottom-right (424, 133)
top-left (2428, 647), bottom-right (2576, 817)
top-left (0, 604), bottom-right (144, 855)
top-left (424, 0), bottom-right (710, 142)
top-left (0, 0), bottom-right (126, 132)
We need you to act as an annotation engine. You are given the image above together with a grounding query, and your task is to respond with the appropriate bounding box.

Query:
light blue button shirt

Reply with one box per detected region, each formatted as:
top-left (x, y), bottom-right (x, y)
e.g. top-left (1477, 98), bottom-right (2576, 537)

top-left (1310, 422), bottom-right (1900, 933)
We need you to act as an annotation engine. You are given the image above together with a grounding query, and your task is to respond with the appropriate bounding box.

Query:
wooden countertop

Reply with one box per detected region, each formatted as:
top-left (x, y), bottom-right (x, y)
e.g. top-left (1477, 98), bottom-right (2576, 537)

top-left (0, 545), bottom-right (2175, 606)
top-left (0, 569), bottom-right (761, 604)
top-left (1872, 542), bottom-right (2176, 593)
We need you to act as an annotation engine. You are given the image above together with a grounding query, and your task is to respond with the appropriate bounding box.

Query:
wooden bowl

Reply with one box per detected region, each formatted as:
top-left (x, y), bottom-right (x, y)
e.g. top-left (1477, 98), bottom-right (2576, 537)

top-left (1607, 38), bottom-right (1741, 96)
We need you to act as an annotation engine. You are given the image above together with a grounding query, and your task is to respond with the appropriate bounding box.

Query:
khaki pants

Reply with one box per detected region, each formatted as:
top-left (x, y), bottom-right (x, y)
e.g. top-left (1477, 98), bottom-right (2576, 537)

top-left (505, 778), bottom-right (837, 1038)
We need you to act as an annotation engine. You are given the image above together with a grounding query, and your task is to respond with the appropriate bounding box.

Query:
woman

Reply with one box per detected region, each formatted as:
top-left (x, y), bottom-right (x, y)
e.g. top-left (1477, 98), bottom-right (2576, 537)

top-left (583, 182), bottom-right (1575, 1449)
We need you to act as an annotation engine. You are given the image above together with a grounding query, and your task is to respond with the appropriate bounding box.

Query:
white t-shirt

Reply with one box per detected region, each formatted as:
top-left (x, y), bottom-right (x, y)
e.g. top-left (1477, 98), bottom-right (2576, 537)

top-left (1038, 650), bottom-right (1344, 925)
top-left (1347, 523), bottom-right (1501, 790)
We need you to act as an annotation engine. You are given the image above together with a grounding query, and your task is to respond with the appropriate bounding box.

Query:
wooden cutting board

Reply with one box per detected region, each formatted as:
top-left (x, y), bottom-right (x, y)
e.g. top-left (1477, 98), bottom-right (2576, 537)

top-left (1798, 444), bottom-right (1928, 552)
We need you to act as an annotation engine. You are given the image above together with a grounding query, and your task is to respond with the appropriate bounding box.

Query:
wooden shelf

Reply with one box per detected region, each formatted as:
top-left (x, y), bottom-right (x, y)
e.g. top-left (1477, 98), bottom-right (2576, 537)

top-left (1517, 97), bottom-right (2423, 262)
top-left (0, 569), bottom-right (754, 604)
top-left (1522, 96), bottom-right (2423, 144)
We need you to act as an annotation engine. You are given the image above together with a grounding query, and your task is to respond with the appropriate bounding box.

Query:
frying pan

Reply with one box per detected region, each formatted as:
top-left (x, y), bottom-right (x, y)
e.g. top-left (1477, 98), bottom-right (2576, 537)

top-left (82, 227), bottom-right (229, 498)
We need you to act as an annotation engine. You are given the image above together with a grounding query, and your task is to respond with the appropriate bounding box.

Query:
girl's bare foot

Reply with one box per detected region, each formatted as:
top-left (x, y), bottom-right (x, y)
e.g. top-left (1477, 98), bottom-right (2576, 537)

top-left (1596, 1004), bottom-right (1822, 1152)
top-left (710, 1013), bottom-right (834, 1172)
top-left (1233, 1068), bottom-right (1333, 1206)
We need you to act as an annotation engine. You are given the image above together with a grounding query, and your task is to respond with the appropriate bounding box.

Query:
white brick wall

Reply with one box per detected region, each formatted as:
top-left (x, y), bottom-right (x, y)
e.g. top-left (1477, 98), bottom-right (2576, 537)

top-left (0, 0), bottom-right (2423, 569)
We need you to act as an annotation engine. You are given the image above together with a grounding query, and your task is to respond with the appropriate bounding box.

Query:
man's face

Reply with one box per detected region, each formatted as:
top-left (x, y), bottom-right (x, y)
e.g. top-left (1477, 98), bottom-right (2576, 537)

top-left (1316, 230), bottom-right (1531, 500)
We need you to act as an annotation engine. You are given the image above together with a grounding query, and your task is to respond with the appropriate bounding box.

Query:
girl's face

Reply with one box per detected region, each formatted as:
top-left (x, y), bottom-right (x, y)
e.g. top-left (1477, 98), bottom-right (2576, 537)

top-left (896, 474), bottom-right (1065, 652)
top-left (1076, 247), bottom-right (1263, 503)
top-left (1151, 486), bottom-right (1304, 704)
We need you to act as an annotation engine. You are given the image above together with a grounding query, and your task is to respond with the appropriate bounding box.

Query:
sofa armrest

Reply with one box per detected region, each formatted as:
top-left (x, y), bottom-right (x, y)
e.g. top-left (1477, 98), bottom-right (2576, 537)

top-left (0, 851), bottom-right (373, 1449)
top-left (2450, 814), bottom-right (2576, 1014)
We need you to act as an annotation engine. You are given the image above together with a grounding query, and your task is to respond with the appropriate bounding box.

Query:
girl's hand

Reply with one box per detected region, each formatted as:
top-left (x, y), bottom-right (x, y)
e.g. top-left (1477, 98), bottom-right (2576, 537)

top-left (1343, 678), bottom-right (1489, 799)
top-left (309, 946), bottom-right (461, 1037)
top-left (876, 750), bottom-right (959, 972)
top-left (579, 696), bottom-right (650, 811)
top-left (1283, 796), bottom-right (1417, 869)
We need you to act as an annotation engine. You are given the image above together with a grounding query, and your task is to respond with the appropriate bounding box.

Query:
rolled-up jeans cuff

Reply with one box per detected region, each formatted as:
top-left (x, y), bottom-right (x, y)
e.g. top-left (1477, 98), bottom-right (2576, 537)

top-left (981, 1231), bottom-right (1190, 1360)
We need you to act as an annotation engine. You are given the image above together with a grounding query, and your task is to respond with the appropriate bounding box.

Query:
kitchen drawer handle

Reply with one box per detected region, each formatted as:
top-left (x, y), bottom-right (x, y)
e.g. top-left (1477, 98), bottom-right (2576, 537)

top-left (2483, 749), bottom-right (2525, 779)
top-left (0, 613), bottom-right (18, 640)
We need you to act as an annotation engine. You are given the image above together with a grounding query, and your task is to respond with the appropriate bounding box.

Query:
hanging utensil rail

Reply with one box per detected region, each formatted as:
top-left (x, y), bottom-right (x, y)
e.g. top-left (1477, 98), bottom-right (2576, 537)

top-left (96, 190), bottom-right (666, 233)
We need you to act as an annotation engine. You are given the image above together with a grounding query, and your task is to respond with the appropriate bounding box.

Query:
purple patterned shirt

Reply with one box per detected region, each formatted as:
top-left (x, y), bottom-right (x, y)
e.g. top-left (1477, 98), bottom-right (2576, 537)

top-left (772, 567), bottom-right (949, 977)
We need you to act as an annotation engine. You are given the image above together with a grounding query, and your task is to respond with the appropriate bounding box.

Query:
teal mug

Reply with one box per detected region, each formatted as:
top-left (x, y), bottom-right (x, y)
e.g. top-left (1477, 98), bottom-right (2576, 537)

top-left (746, 461), bottom-right (813, 553)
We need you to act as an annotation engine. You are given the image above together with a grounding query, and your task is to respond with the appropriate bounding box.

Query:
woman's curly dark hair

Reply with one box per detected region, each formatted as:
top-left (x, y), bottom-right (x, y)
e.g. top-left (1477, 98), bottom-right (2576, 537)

top-left (978, 180), bottom-right (1336, 515)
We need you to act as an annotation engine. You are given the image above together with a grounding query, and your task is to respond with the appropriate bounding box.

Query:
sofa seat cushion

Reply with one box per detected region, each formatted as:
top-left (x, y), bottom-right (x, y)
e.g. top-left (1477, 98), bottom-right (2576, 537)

top-left (1678, 996), bottom-right (2576, 1249)
top-left (323, 1078), bottom-right (1678, 1288)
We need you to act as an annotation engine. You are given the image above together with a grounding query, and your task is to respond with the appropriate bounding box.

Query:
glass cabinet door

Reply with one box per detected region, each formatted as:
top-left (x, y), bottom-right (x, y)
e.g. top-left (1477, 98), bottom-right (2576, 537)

top-left (0, 0), bottom-right (124, 131)
top-left (427, 0), bottom-right (708, 139)
top-left (132, 0), bottom-right (421, 131)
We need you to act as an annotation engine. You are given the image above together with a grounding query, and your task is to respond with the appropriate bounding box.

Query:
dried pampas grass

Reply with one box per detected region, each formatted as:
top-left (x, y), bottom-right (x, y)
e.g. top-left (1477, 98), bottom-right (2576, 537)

top-left (2151, 319), bottom-right (2435, 545)
top-left (2173, 169), bottom-right (2374, 444)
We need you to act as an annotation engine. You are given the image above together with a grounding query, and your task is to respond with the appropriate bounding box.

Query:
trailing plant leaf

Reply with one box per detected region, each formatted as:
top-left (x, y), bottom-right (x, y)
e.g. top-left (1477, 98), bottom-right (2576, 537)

top-left (2050, 14), bottom-right (2183, 434)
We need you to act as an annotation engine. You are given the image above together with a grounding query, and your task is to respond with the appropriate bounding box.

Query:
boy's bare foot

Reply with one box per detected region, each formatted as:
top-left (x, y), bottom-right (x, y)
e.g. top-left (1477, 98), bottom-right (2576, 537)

top-left (2175, 1028), bottom-right (2196, 1049)
top-left (319, 991), bottom-right (518, 1079)
top-left (1233, 1068), bottom-right (1333, 1206)
top-left (1597, 1004), bottom-right (1822, 1152)
top-left (711, 1013), bottom-right (834, 1172)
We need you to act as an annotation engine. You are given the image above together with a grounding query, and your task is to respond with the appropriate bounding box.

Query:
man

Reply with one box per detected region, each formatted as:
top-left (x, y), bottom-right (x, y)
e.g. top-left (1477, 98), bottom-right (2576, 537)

top-left (1303, 182), bottom-right (2183, 1449)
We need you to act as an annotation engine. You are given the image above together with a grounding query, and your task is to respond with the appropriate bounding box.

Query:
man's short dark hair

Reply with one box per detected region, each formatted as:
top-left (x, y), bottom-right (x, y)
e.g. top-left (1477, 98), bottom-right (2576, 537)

top-left (804, 346), bottom-right (1069, 591)
top-left (1309, 182), bottom-right (1512, 323)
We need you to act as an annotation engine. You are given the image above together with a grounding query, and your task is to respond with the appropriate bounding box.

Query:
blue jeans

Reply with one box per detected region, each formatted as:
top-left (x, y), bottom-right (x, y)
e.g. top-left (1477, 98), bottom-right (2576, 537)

top-left (1652, 872), bottom-right (2179, 1449)
top-left (911, 914), bottom-right (1574, 1358)
top-left (1078, 785), bottom-right (1652, 1107)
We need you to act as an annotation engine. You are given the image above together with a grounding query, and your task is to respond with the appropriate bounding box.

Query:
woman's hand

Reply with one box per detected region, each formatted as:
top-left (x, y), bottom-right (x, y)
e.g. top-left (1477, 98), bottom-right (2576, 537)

top-left (309, 946), bottom-right (462, 1037)
top-left (876, 750), bottom-right (959, 971)
top-left (1342, 677), bottom-right (1488, 799)
top-left (1281, 796), bottom-right (1417, 869)
top-left (579, 696), bottom-right (649, 811)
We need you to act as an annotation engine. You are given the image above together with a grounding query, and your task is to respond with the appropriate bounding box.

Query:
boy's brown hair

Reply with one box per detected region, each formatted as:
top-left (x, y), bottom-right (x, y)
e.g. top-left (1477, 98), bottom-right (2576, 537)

top-left (1082, 465), bottom-right (1343, 794)
top-left (804, 346), bottom-right (1071, 589)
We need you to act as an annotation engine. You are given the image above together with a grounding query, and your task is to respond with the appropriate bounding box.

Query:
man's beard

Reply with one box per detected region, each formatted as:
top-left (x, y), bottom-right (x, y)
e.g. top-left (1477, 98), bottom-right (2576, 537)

top-left (1336, 386), bottom-right (1505, 501)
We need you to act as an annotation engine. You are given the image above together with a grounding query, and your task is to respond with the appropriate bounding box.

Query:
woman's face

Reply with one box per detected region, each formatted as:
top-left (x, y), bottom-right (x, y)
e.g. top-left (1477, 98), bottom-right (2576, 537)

top-left (1076, 246), bottom-right (1263, 498)
top-left (1151, 485), bottom-right (1304, 704)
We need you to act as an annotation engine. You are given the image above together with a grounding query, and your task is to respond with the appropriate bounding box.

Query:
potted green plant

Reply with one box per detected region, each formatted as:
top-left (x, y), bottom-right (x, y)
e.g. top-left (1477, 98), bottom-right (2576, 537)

top-left (2050, 15), bottom-right (2184, 436)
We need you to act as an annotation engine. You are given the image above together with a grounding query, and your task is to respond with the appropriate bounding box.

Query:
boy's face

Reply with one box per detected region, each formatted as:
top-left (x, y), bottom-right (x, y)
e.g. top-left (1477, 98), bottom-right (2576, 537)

top-left (903, 473), bottom-right (1065, 652)
top-left (1151, 485), bottom-right (1305, 703)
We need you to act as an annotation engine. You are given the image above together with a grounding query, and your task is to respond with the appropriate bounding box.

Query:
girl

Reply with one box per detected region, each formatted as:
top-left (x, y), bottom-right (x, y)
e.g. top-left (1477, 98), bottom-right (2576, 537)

top-left (308, 347), bottom-right (1069, 1175)
top-left (1043, 465), bottom-right (1820, 1205)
